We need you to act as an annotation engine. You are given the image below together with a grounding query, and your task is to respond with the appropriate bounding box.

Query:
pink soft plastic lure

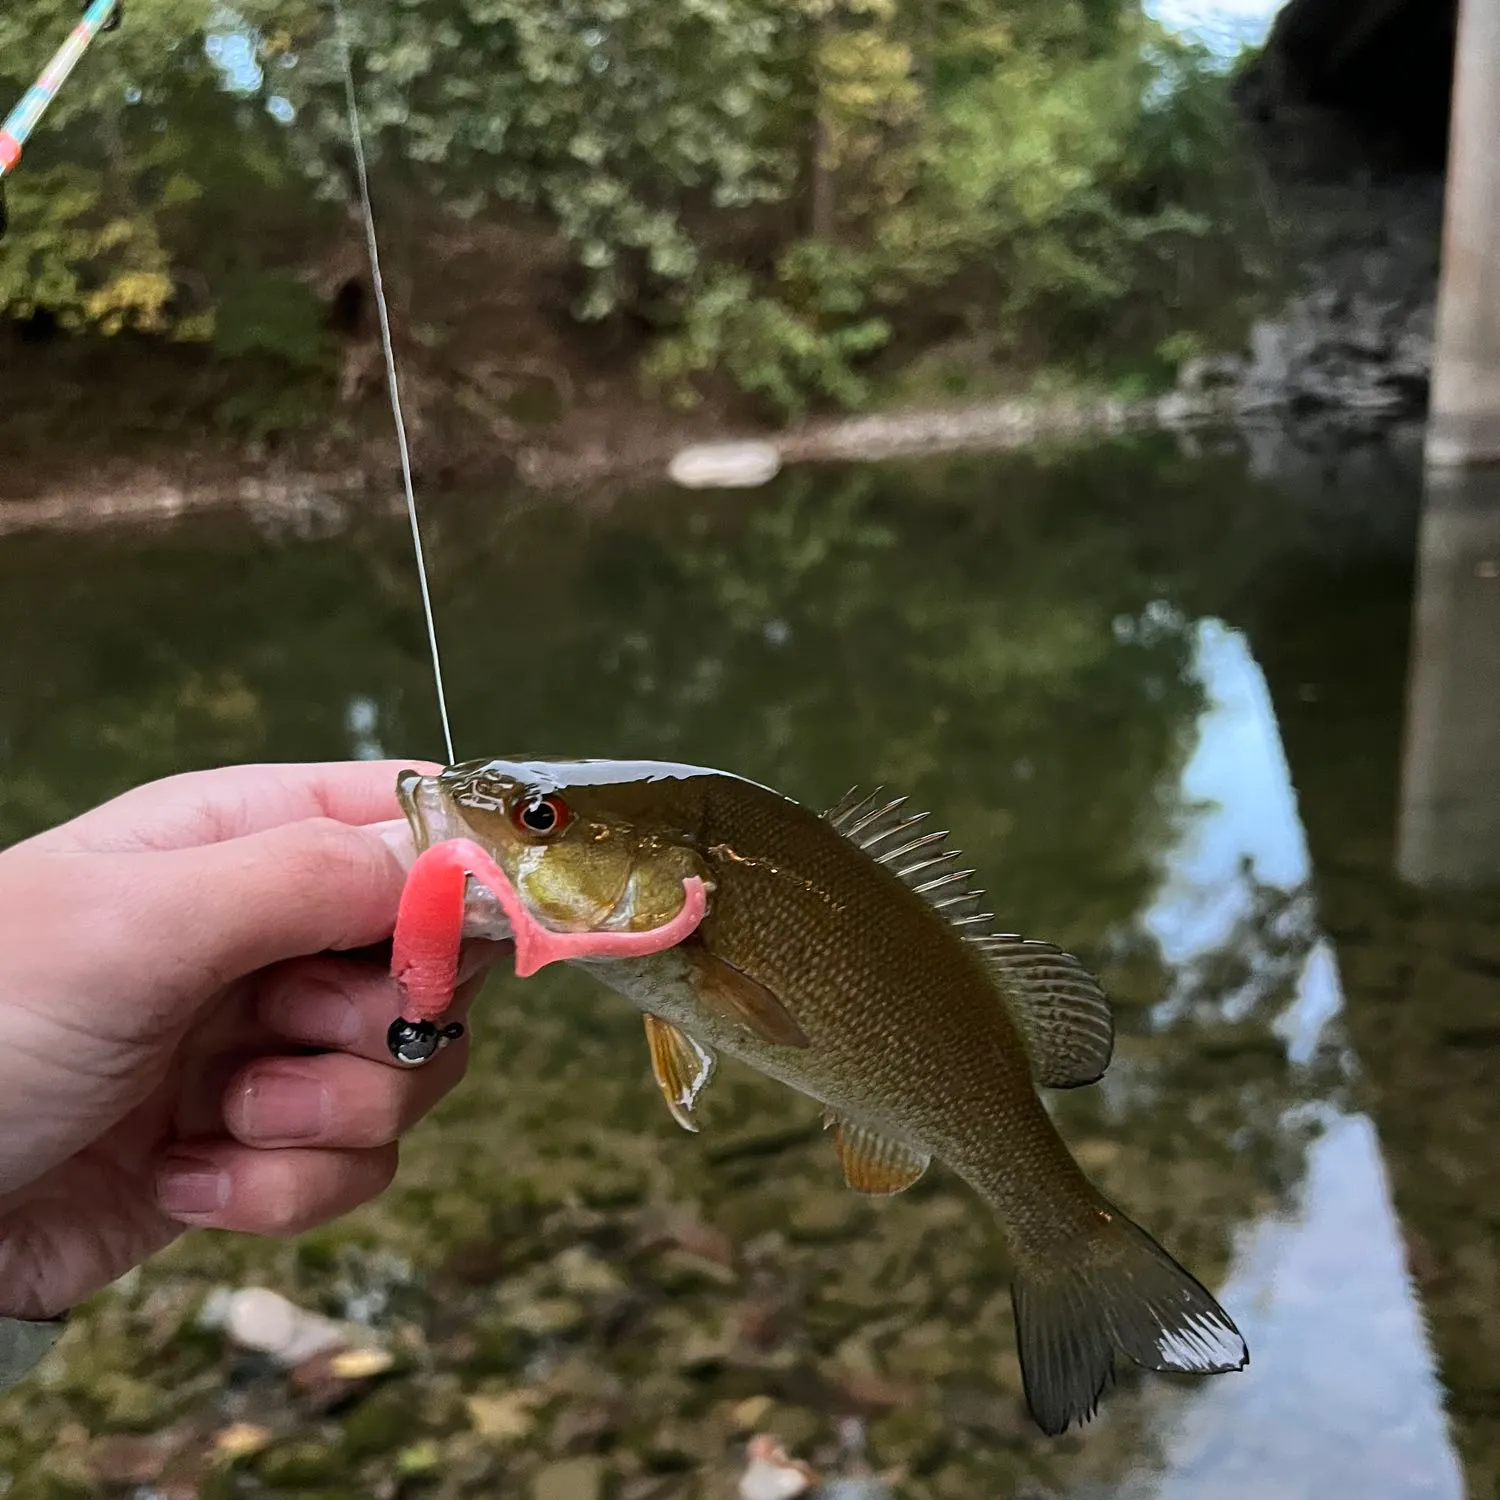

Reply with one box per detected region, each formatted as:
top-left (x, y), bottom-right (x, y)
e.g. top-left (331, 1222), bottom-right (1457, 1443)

top-left (385, 837), bottom-right (709, 1064)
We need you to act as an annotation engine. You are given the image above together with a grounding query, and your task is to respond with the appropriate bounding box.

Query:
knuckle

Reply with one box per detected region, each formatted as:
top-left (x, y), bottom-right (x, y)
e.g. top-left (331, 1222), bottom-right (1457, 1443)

top-left (279, 817), bottom-right (362, 885)
top-left (359, 1086), bottom-right (407, 1148)
top-left (252, 1159), bottom-right (315, 1236)
top-left (278, 818), bottom-right (398, 944)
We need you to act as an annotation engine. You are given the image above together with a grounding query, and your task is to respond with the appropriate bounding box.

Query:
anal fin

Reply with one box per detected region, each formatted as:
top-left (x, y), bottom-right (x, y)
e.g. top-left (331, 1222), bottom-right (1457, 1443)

top-left (645, 1014), bottom-right (717, 1132)
top-left (831, 1119), bottom-right (930, 1195)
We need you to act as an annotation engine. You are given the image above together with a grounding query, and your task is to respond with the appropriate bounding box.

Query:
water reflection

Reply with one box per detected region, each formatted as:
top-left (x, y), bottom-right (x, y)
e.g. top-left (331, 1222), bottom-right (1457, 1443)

top-left (1142, 1113), bottom-right (1463, 1500)
top-left (1397, 467), bottom-right (1500, 888)
top-left (1127, 608), bottom-right (1459, 1500)
top-left (0, 435), bottom-right (1489, 1499)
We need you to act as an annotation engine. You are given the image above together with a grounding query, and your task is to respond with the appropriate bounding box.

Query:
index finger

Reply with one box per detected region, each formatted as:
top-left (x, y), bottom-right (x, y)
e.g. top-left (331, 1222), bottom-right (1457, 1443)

top-left (31, 759), bottom-right (442, 855)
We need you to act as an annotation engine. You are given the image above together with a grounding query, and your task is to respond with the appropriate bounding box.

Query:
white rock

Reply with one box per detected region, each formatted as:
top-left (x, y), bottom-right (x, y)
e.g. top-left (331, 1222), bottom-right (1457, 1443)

top-left (223, 1287), bottom-right (350, 1368)
top-left (668, 441), bottom-right (782, 489)
top-left (738, 1436), bottom-right (818, 1500)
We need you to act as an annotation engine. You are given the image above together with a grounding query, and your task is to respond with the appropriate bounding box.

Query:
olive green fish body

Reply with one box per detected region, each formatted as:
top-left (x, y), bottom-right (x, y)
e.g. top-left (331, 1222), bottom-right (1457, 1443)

top-left (397, 757), bottom-right (1247, 1435)
top-left (574, 772), bottom-right (1097, 1242)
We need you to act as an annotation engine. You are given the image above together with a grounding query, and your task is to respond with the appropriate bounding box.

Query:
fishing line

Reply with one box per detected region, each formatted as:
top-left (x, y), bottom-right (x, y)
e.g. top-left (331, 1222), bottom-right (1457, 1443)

top-left (330, 0), bottom-right (456, 765)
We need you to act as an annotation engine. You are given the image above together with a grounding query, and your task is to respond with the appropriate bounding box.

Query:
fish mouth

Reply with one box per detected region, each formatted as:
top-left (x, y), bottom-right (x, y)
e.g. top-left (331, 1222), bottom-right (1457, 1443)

top-left (396, 767), bottom-right (460, 854)
top-left (395, 768), bottom-right (518, 943)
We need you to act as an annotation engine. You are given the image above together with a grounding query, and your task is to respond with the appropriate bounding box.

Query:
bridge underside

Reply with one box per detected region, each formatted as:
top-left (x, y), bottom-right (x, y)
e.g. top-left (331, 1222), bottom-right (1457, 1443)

top-left (1245, 0), bottom-right (1458, 171)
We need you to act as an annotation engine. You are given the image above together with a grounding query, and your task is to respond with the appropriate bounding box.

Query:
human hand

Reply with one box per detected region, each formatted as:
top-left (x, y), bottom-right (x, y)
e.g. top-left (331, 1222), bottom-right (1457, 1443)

top-left (0, 760), bottom-right (500, 1320)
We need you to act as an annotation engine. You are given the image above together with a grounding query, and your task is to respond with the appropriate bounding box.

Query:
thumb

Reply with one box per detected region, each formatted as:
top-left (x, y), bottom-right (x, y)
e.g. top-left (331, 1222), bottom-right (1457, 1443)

top-left (130, 816), bottom-right (411, 1001)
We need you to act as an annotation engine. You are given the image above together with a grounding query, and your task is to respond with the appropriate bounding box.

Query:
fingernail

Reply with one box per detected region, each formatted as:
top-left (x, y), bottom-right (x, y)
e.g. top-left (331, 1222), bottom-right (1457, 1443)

top-left (156, 1155), bottom-right (229, 1221)
top-left (240, 1070), bottom-right (331, 1144)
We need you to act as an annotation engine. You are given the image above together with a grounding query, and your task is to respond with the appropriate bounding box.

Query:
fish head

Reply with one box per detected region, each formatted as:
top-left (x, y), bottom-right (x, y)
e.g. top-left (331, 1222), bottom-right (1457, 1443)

top-left (396, 757), bottom-right (712, 935)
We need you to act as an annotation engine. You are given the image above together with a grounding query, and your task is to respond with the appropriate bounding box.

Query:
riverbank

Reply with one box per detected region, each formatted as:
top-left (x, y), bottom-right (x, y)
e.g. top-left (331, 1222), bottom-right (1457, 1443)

top-left (0, 80), bottom-right (1447, 539)
top-left (0, 383), bottom-right (1182, 538)
top-left (0, 384), bottom-right (1427, 540)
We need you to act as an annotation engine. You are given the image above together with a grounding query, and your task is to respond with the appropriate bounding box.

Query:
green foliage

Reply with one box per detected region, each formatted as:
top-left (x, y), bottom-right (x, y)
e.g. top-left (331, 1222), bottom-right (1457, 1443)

top-left (211, 270), bottom-right (327, 364)
top-left (643, 242), bottom-right (890, 419)
top-left (868, 16), bottom-right (1254, 351)
top-left (0, 0), bottom-right (1263, 418)
top-left (642, 3), bottom-right (1260, 416)
top-left (268, 0), bottom-right (802, 319)
top-left (0, 0), bottom-right (319, 340)
top-left (0, 165), bottom-right (176, 333)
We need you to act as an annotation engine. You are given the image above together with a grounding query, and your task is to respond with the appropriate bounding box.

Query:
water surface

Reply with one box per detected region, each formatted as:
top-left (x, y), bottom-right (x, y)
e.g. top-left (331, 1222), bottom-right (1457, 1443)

top-left (0, 430), bottom-right (1496, 1500)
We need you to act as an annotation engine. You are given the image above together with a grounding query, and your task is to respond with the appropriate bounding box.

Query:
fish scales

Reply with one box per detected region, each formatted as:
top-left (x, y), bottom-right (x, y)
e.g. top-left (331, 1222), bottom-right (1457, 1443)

top-left (675, 772), bottom-right (1095, 1242)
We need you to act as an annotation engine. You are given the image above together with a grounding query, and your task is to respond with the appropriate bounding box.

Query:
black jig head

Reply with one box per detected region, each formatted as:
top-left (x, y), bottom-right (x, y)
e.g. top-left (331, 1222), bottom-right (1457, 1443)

top-left (387, 1017), bottom-right (465, 1066)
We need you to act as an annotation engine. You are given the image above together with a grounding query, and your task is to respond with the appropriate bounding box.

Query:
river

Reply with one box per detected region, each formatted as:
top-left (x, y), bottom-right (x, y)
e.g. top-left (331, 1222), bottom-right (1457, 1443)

top-left (1, 424), bottom-right (1496, 1499)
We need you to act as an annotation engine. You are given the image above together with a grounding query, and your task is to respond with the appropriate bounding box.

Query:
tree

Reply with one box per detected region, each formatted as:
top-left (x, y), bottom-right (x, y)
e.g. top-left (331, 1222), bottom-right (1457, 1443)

top-left (0, 0), bottom-right (1260, 415)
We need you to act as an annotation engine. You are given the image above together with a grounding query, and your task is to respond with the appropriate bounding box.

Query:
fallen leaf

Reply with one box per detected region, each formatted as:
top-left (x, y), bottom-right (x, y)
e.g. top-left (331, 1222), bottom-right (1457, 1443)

top-left (731, 1396), bottom-right (776, 1432)
top-left (330, 1347), bottom-right (396, 1380)
top-left (88, 1433), bottom-right (182, 1486)
top-left (213, 1424), bottom-right (273, 1462)
top-left (465, 1389), bottom-right (544, 1443)
top-left (831, 1372), bottom-right (919, 1411)
top-left (224, 1288), bottom-right (347, 1367)
top-left (397, 1439), bottom-right (443, 1475)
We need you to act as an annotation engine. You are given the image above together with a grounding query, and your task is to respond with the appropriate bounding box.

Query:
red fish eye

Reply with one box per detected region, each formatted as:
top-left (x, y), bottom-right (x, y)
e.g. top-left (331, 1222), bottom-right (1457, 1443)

top-left (513, 794), bottom-right (570, 838)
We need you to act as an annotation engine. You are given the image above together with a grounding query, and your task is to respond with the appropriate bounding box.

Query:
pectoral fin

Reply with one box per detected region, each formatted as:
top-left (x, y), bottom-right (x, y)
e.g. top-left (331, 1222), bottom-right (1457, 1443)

top-left (685, 947), bottom-right (811, 1049)
top-left (829, 1117), bottom-right (931, 1195)
top-left (644, 1014), bottom-right (717, 1132)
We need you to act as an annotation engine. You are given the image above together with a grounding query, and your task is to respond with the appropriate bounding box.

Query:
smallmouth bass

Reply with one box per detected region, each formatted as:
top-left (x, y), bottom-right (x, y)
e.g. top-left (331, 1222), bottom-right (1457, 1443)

top-left (394, 757), bottom-right (1248, 1435)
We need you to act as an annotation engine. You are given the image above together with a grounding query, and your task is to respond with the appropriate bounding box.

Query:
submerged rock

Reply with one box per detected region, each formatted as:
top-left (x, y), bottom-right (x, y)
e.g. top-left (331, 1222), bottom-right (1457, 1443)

top-left (738, 1435), bottom-right (819, 1500)
top-left (532, 1454), bottom-right (609, 1500)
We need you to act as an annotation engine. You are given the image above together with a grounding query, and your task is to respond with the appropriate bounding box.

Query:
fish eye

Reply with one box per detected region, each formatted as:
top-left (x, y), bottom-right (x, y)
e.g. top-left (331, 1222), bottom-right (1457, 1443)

top-left (512, 793), bottom-right (570, 839)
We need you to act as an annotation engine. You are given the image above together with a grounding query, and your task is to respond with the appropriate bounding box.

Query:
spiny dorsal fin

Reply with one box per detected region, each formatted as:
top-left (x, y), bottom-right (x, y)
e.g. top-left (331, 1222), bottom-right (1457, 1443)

top-left (824, 785), bottom-right (990, 925)
top-left (824, 787), bottom-right (1114, 1089)
top-left (826, 1114), bottom-right (931, 1195)
top-left (968, 934), bottom-right (1114, 1088)
top-left (644, 1014), bottom-right (717, 1132)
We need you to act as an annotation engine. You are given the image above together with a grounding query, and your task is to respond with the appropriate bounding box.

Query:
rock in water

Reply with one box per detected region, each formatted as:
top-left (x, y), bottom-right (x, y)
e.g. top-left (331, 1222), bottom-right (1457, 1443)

top-left (739, 1435), bottom-right (819, 1500)
top-left (531, 1457), bottom-right (607, 1500)
top-left (668, 441), bottom-right (781, 489)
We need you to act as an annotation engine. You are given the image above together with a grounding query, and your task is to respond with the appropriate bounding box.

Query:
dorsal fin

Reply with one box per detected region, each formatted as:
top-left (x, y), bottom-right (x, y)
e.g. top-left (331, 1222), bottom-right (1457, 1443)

top-left (824, 787), bottom-right (1114, 1089)
top-left (967, 933), bottom-right (1113, 1088)
top-left (823, 785), bottom-right (991, 927)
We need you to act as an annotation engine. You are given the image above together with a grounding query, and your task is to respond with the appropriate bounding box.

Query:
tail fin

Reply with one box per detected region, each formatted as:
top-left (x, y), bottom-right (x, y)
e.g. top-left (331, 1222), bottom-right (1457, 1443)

top-left (1010, 1204), bottom-right (1248, 1436)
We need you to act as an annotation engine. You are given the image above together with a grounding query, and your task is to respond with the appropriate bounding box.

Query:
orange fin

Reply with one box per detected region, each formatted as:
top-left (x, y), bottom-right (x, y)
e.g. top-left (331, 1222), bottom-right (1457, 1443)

top-left (644, 1014), bottom-right (716, 1132)
top-left (831, 1118), bottom-right (931, 1195)
top-left (686, 948), bottom-right (810, 1049)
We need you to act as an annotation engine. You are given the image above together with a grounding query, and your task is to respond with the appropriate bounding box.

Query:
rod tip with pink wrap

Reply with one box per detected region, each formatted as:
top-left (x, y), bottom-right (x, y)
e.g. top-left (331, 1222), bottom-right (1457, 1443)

top-left (386, 836), bottom-right (711, 1066)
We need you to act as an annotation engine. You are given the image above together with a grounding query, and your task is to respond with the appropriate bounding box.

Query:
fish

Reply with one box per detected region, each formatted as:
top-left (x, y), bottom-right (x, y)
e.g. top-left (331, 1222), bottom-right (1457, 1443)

top-left (393, 756), bottom-right (1248, 1435)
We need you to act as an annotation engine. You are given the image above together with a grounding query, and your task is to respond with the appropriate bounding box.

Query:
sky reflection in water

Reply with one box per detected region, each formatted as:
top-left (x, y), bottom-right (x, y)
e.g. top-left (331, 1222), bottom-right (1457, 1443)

top-left (1134, 614), bottom-right (1460, 1498)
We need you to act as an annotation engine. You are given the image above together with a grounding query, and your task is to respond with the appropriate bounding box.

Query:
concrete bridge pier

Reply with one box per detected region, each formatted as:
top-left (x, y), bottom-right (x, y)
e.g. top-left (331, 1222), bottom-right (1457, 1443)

top-left (1426, 0), bottom-right (1500, 469)
top-left (1397, 467), bottom-right (1500, 885)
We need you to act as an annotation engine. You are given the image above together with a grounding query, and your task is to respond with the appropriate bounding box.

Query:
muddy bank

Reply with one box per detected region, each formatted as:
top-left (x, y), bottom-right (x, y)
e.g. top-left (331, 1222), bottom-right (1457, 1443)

top-left (2, 384), bottom-right (1427, 539)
